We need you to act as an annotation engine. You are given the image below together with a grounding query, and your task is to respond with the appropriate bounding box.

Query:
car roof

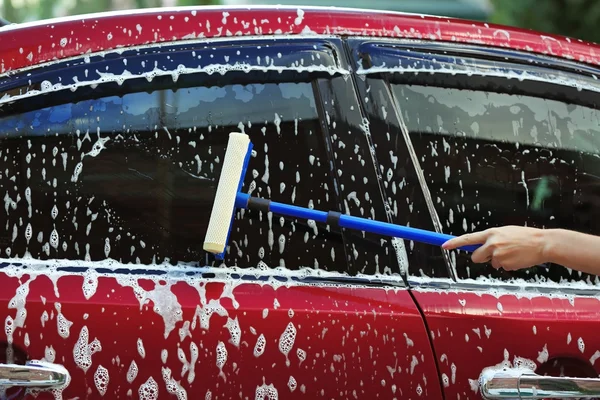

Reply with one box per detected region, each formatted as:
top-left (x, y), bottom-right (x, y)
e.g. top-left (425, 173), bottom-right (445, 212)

top-left (0, 5), bottom-right (599, 74)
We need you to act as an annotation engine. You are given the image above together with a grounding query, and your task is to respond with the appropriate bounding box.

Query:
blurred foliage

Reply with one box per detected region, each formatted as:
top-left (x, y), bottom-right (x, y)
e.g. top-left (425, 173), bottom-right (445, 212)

top-left (2, 0), bottom-right (219, 23)
top-left (177, 0), bottom-right (218, 5)
top-left (490, 0), bottom-right (600, 44)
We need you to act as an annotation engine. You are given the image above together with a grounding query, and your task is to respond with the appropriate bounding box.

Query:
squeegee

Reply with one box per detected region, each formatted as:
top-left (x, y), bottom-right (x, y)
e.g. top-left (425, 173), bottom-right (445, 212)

top-left (203, 132), bottom-right (480, 259)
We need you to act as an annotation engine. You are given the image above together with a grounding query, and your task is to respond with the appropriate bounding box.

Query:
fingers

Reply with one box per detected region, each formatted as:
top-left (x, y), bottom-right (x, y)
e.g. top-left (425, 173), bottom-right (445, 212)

top-left (471, 243), bottom-right (493, 264)
top-left (491, 257), bottom-right (503, 270)
top-left (442, 230), bottom-right (490, 250)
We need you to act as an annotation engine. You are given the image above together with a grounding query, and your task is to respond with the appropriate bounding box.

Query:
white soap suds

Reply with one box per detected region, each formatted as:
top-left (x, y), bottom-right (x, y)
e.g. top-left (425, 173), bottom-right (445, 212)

top-left (73, 326), bottom-right (102, 373)
top-left (537, 344), bottom-right (548, 364)
top-left (44, 345), bottom-right (56, 363)
top-left (256, 382), bottom-right (279, 399)
top-left (137, 338), bottom-right (146, 358)
top-left (294, 8), bottom-right (304, 25)
top-left (225, 317), bottom-right (241, 347)
top-left (82, 268), bottom-right (99, 300)
top-left (55, 303), bottom-right (73, 339)
top-left (5, 277), bottom-right (32, 345)
top-left (451, 363), bottom-right (457, 384)
top-left (138, 377), bottom-right (159, 400)
top-left (288, 376), bottom-right (297, 392)
top-left (127, 360), bottom-right (138, 384)
top-left (254, 334), bottom-right (266, 358)
top-left (216, 341), bottom-right (228, 381)
top-left (279, 322), bottom-right (297, 367)
top-left (162, 367), bottom-right (187, 400)
top-left (410, 355), bottom-right (419, 374)
top-left (94, 365), bottom-right (109, 396)
top-left (198, 299), bottom-right (228, 330)
top-left (590, 350), bottom-right (600, 365)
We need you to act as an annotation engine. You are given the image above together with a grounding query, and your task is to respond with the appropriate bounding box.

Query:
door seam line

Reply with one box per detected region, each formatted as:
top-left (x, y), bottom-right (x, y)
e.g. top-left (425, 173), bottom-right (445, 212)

top-left (409, 289), bottom-right (448, 400)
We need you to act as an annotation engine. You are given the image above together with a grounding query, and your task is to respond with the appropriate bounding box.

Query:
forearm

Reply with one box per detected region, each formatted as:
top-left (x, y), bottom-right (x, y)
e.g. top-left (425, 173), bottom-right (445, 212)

top-left (543, 229), bottom-right (600, 275)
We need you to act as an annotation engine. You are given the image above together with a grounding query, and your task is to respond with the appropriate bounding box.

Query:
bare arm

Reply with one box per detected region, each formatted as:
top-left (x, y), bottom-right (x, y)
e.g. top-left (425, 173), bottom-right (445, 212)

top-left (543, 228), bottom-right (600, 275)
top-left (441, 226), bottom-right (600, 275)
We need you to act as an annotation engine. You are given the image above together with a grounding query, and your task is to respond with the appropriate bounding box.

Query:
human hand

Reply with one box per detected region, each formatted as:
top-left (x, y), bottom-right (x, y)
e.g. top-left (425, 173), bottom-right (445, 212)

top-left (441, 226), bottom-right (549, 271)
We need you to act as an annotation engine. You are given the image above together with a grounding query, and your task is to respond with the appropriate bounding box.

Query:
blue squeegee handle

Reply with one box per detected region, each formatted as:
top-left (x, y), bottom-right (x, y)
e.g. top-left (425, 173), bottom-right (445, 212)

top-left (235, 193), bottom-right (480, 252)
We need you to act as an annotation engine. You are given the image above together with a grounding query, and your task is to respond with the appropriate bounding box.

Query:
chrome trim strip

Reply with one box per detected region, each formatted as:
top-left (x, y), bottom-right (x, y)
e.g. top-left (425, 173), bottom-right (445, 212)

top-left (480, 367), bottom-right (600, 399)
top-left (0, 361), bottom-right (69, 389)
top-left (409, 277), bottom-right (600, 297)
top-left (0, 260), bottom-right (408, 288)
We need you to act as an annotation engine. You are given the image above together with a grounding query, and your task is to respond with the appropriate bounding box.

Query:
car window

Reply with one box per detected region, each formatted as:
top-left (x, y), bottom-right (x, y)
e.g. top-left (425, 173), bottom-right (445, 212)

top-left (349, 74), bottom-right (452, 279)
top-left (389, 81), bottom-right (600, 284)
top-left (0, 80), bottom-right (347, 271)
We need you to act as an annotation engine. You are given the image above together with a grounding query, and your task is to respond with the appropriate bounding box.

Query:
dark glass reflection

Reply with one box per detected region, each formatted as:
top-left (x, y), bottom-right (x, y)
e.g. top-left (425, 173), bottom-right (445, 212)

top-left (391, 83), bottom-right (600, 284)
top-left (0, 83), bottom-right (346, 271)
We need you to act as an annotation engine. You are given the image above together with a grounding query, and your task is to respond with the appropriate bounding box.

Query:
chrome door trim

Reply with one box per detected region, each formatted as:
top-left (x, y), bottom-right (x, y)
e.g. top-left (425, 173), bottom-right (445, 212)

top-left (409, 276), bottom-right (600, 298)
top-left (480, 367), bottom-right (600, 399)
top-left (0, 360), bottom-right (69, 389)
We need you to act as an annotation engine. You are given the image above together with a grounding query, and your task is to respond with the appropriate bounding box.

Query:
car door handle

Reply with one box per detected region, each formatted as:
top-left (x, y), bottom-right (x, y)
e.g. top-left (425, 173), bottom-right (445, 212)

top-left (480, 367), bottom-right (600, 399)
top-left (0, 360), bottom-right (69, 389)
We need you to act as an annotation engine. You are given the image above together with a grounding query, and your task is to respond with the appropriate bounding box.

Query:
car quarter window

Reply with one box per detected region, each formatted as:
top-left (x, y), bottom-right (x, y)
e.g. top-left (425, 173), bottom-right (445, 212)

top-left (0, 42), bottom-right (350, 272)
top-left (386, 72), bottom-right (600, 285)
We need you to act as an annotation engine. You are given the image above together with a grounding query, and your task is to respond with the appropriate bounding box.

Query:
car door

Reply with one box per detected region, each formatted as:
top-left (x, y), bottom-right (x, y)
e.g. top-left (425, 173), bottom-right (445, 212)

top-left (350, 38), bottom-right (600, 399)
top-left (0, 32), bottom-right (442, 399)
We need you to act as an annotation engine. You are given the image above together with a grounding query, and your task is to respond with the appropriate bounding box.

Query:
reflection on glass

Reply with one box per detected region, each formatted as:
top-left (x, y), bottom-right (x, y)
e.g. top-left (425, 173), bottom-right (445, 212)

top-left (392, 84), bottom-right (600, 284)
top-left (0, 82), bottom-right (345, 271)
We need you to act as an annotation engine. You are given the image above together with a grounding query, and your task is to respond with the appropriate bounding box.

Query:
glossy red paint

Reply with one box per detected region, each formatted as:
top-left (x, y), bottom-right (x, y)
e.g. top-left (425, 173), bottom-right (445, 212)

top-left (412, 289), bottom-right (600, 399)
top-left (2, 5), bottom-right (600, 400)
top-left (0, 6), bottom-right (600, 74)
top-left (1, 267), bottom-right (442, 398)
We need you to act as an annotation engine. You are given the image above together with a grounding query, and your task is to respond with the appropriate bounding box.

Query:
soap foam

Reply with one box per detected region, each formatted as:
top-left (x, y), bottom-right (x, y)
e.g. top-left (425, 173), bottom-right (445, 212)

top-left (279, 322), bottom-right (297, 367)
top-left (216, 341), bottom-right (228, 381)
top-left (138, 377), bottom-right (158, 400)
top-left (94, 365), bottom-right (109, 396)
top-left (126, 360), bottom-right (138, 384)
top-left (254, 334), bottom-right (266, 358)
top-left (73, 326), bottom-right (102, 373)
top-left (255, 382), bottom-right (278, 400)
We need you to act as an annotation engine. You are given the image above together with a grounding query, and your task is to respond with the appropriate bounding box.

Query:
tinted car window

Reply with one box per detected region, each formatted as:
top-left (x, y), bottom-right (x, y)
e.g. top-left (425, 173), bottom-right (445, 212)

top-left (352, 77), bottom-right (451, 279)
top-left (389, 82), bottom-right (600, 284)
top-left (0, 81), bottom-right (347, 271)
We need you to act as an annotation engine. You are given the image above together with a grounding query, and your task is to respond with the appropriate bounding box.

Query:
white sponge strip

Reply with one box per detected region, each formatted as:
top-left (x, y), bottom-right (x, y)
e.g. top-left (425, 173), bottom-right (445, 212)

top-left (203, 132), bottom-right (250, 254)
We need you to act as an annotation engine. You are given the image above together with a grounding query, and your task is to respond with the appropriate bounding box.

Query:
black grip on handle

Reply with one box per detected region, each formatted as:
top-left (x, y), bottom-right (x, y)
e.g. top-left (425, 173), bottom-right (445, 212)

top-left (247, 197), bottom-right (271, 213)
top-left (327, 211), bottom-right (342, 227)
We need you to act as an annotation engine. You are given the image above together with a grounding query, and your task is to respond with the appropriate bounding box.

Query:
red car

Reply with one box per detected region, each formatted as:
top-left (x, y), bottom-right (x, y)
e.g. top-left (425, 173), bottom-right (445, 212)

top-left (1, 5), bottom-right (600, 399)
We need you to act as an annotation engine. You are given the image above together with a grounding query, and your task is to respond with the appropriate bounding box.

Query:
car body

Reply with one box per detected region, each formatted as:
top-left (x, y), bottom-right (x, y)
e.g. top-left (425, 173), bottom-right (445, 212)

top-left (1, 5), bottom-right (600, 400)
